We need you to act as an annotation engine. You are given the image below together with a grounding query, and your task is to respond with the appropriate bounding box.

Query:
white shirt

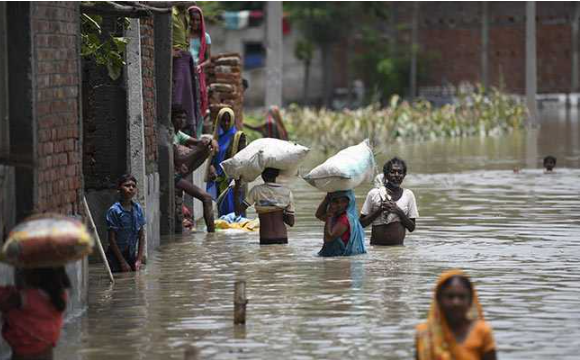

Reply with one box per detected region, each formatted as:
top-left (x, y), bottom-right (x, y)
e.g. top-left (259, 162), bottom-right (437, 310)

top-left (244, 182), bottom-right (295, 215)
top-left (361, 186), bottom-right (419, 226)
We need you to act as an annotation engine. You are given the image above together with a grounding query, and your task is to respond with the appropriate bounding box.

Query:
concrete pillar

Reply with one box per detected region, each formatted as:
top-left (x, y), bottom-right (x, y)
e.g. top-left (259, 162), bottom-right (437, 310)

top-left (481, 2), bottom-right (489, 91)
top-left (125, 19), bottom-right (149, 253)
top-left (409, 2), bottom-right (419, 101)
top-left (265, 1), bottom-right (283, 107)
top-left (0, 1), bottom-right (15, 240)
top-left (154, 12), bottom-right (175, 236)
top-left (571, 3), bottom-right (580, 101)
top-left (525, 2), bottom-right (538, 127)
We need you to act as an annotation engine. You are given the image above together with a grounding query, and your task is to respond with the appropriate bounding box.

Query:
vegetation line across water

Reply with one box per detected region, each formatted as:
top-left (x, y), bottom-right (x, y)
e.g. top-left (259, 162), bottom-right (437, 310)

top-left (272, 86), bottom-right (527, 152)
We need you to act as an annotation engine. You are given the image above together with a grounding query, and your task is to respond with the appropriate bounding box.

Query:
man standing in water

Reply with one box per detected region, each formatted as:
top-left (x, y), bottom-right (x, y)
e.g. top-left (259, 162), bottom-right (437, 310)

top-left (238, 168), bottom-right (295, 245)
top-left (360, 157), bottom-right (418, 245)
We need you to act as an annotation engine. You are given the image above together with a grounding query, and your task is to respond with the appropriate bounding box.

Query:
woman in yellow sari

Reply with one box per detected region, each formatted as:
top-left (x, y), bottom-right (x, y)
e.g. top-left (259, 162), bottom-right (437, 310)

top-left (416, 270), bottom-right (497, 360)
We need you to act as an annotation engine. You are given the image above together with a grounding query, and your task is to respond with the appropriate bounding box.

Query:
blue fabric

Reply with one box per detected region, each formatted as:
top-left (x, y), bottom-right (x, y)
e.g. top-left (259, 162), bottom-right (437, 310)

top-left (189, 32), bottom-right (211, 64)
top-left (206, 125), bottom-right (237, 200)
top-left (105, 201), bottom-right (146, 255)
top-left (217, 186), bottom-right (236, 217)
top-left (219, 212), bottom-right (249, 224)
top-left (318, 190), bottom-right (366, 257)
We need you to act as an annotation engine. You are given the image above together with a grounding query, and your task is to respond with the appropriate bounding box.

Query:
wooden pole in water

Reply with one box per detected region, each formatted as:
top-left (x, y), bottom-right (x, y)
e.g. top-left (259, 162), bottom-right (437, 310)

top-left (233, 280), bottom-right (247, 325)
top-left (83, 197), bottom-right (115, 284)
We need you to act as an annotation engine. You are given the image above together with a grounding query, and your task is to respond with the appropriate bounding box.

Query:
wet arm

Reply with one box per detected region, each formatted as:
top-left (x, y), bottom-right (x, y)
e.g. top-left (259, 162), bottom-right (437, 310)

top-left (283, 212), bottom-right (295, 227)
top-left (324, 217), bottom-right (347, 243)
top-left (233, 180), bottom-right (246, 217)
top-left (184, 137), bottom-right (203, 147)
top-left (359, 208), bottom-right (383, 228)
top-left (395, 207), bottom-right (416, 232)
top-left (315, 196), bottom-right (330, 221)
top-left (136, 228), bottom-right (145, 263)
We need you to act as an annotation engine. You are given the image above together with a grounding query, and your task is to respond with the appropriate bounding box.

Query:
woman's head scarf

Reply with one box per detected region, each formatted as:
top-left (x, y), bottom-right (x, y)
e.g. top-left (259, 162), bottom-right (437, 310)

top-left (416, 269), bottom-right (484, 360)
top-left (187, 6), bottom-right (207, 64)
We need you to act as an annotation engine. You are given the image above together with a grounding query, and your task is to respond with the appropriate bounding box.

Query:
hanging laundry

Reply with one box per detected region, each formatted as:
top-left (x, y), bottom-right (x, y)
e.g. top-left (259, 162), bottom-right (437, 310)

top-left (223, 11), bottom-right (251, 30)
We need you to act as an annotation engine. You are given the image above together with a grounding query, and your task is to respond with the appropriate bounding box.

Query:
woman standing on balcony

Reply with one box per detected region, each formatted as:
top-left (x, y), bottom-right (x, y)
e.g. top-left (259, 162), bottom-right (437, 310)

top-left (188, 5), bottom-right (211, 138)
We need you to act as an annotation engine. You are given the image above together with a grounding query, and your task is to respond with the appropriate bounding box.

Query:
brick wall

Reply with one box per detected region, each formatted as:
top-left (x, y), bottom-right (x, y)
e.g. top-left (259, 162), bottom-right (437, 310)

top-left (140, 17), bottom-right (158, 175)
top-left (31, 2), bottom-right (82, 214)
top-left (413, 1), bottom-right (577, 94)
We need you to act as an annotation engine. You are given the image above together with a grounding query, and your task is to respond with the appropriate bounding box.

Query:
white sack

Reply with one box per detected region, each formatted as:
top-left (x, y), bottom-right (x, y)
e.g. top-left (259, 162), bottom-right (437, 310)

top-left (303, 139), bottom-right (375, 192)
top-left (221, 138), bottom-right (310, 182)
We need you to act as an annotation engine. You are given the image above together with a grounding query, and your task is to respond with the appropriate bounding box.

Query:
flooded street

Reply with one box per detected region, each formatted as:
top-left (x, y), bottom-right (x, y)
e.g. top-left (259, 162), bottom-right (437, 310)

top-left (58, 109), bottom-right (580, 359)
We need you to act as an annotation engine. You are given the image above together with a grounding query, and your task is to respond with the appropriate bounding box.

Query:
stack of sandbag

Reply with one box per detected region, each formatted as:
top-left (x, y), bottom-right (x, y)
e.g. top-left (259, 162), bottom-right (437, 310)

top-left (1, 214), bottom-right (94, 268)
top-left (221, 138), bottom-right (310, 182)
top-left (205, 53), bottom-right (244, 128)
top-left (303, 139), bottom-right (375, 192)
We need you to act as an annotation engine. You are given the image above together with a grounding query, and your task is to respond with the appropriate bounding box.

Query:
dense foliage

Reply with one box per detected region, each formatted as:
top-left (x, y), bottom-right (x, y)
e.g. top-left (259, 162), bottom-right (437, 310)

top-left (80, 13), bottom-right (128, 80)
top-left (282, 86), bottom-right (527, 152)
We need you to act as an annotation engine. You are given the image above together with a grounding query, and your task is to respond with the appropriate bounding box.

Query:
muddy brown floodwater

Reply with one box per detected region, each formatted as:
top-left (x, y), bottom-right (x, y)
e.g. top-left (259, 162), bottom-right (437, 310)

top-left (57, 109), bottom-right (580, 359)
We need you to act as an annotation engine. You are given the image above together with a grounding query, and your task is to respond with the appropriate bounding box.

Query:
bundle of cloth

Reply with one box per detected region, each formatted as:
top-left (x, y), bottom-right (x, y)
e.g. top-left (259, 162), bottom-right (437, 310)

top-left (214, 213), bottom-right (259, 232)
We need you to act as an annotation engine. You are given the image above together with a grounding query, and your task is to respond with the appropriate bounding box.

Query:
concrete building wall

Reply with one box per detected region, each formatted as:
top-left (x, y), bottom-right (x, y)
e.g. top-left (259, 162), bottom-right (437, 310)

top-left (140, 17), bottom-right (161, 251)
top-left (207, 23), bottom-right (324, 107)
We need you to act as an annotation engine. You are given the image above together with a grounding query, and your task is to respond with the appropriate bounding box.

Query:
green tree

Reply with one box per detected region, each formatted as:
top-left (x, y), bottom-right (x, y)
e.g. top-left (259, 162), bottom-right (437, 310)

top-left (286, 2), bottom-right (360, 107)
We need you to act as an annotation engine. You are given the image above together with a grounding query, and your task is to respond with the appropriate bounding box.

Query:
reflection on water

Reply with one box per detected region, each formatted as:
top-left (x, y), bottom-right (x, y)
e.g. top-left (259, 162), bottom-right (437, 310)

top-left (58, 110), bottom-right (580, 359)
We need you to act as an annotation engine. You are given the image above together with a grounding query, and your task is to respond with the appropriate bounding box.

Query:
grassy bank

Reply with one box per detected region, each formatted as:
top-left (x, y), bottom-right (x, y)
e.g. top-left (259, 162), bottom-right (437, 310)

top-left (279, 87), bottom-right (526, 152)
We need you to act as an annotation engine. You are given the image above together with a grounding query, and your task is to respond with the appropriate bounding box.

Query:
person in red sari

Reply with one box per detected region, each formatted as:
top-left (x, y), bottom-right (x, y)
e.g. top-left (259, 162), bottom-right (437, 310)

top-left (187, 6), bottom-right (211, 137)
top-left (244, 106), bottom-right (289, 140)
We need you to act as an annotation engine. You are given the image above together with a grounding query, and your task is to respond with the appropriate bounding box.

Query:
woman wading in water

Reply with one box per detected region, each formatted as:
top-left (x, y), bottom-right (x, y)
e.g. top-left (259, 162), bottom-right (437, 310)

top-left (360, 157), bottom-right (418, 245)
top-left (415, 270), bottom-right (497, 360)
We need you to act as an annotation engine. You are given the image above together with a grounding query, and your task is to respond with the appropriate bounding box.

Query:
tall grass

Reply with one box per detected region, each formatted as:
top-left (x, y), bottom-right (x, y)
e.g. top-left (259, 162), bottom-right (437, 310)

top-left (283, 86), bottom-right (526, 152)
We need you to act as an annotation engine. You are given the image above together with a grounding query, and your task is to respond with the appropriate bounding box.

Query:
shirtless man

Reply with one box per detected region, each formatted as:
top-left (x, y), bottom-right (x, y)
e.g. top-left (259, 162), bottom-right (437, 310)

top-left (237, 168), bottom-right (295, 245)
top-left (360, 157), bottom-right (418, 246)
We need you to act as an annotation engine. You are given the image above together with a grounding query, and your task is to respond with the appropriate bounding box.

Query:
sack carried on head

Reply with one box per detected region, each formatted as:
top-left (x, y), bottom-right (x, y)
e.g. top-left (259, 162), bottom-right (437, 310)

top-left (303, 139), bottom-right (375, 192)
top-left (1, 214), bottom-right (94, 268)
top-left (221, 138), bottom-right (310, 182)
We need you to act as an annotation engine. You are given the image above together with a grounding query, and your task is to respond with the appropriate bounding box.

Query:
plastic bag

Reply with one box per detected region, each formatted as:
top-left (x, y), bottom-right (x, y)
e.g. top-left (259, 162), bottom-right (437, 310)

top-left (221, 138), bottom-right (309, 182)
top-left (303, 139), bottom-right (375, 192)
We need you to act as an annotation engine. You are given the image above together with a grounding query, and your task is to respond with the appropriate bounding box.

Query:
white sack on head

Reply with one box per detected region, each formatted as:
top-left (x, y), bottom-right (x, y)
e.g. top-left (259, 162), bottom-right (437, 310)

top-left (303, 139), bottom-right (375, 192)
top-left (221, 138), bottom-right (310, 182)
